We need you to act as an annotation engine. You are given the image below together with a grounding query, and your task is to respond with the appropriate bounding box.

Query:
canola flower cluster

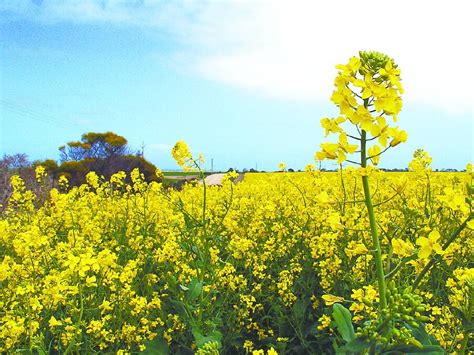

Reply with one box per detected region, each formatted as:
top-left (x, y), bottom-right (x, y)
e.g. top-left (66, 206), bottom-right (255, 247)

top-left (316, 51), bottom-right (408, 165)
top-left (0, 163), bottom-right (472, 353)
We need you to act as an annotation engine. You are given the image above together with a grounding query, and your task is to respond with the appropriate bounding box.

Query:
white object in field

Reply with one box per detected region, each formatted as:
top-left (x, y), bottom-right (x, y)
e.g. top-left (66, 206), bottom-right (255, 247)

top-left (201, 173), bottom-right (244, 186)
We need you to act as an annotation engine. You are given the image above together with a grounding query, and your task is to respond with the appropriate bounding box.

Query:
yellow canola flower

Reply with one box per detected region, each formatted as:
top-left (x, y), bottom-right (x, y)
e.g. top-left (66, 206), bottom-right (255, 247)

top-left (373, 89), bottom-right (403, 116)
top-left (321, 116), bottom-right (345, 136)
top-left (330, 87), bottom-right (358, 118)
top-left (155, 168), bottom-right (164, 180)
top-left (466, 220), bottom-right (474, 230)
top-left (338, 133), bottom-right (358, 160)
top-left (317, 314), bottom-right (332, 331)
top-left (58, 175), bottom-right (69, 189)
top-left (316, 191), bottom-right (330, 204)
top-left (252, 348), bottom-right (279, 355)
top-left (346, 241), bottom-right (368, 259)
top-left (316, 143), bottom-right (339, 161)
top-left (322, 294), bottom-right (344, 306)
top-left (388, 127), bottom-right (408, 147)
top-left (466, 163), bottom-right (473, 175)
top-left (416, 230), bottom-right (444, 259)
top-left (171, 140), bottom-right (192, 168)
top-left (35, 165), bottom-right (47, 183)
top-left (368, 145), bottom-right (382, 165)
top-left (391, 238), bottom-right (415, 258)
top-left (335, 56), bottom-right (361, 76)
top-left (224, 170), bottom-right (239, 182)
top-left (379, 60), bottom-right (403, 93)
top-left (409, 149), bottom-right (433, 172)
top-left (357, 165), bottom-right (378, 177)
top-left (351, 285), bottom-right (379, 303)
top-left (315, 133), bottom-right (357, 164)
top-left (352, 73), bottom-right (385, 100)
top-left (86, 171), bottom-right (100, 189)
top-left (49, 316), bottom-right (62, 328)
top-left (85, 275), bottom-right (97, 287)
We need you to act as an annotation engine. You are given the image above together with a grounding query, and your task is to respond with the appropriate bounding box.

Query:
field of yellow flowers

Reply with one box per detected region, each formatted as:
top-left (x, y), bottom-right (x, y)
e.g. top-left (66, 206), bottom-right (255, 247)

top-left (1, 51), bottom-right (473, 354)
top-left (1, 166), bottom-right (472, 354)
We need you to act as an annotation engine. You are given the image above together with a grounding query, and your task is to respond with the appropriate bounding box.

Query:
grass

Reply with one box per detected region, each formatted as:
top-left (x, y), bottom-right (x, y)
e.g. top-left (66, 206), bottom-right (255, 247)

top-left (162, 171), bottom-right (201, 177)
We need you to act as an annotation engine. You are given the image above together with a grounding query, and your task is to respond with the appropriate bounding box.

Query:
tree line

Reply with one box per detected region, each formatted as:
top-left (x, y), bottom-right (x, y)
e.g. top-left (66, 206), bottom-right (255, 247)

top-left (1, 131), bottom-right (160, 208)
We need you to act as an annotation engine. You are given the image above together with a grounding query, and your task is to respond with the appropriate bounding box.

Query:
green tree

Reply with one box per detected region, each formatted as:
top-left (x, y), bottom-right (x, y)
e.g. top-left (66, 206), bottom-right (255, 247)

top-left (60, 131), bottom-right (128, 161)
top-left (57, 131), bottom-right (161, 187)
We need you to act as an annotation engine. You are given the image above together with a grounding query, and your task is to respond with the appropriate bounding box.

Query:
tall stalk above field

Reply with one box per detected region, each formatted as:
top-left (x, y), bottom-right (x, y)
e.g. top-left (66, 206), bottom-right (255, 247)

top-left (316, 51), bottom-right (407, 311)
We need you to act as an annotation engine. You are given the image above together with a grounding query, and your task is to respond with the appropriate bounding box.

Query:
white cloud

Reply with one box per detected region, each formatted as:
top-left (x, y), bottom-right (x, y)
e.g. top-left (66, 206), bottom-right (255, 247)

top-left (3, 0), bottom-right (473, 113)
top-left (73, 117), bottom-right (94, 126)
top-left (147, 143), bottom-right (172, 153)
top-left (185, 0), bottom-right (474, 114)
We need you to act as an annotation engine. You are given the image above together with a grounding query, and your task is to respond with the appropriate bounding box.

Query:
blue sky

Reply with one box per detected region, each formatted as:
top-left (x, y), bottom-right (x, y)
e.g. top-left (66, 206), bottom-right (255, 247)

top-left (0, 1), bottom-right (472, 171)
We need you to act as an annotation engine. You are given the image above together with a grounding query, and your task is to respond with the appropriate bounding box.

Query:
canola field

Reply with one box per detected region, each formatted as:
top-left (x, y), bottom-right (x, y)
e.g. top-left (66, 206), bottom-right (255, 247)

top-left (1, 168), bottom-right (472, 354)
top-left (1, 51), bottom-right (473, 354)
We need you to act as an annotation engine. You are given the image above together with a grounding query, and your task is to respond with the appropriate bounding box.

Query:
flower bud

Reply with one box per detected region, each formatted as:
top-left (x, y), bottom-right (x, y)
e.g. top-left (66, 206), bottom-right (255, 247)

top-left (416, 315), bottom-right (430, 322)
top-left (408, 338), bottom-right (423, 349)
top-left (392, 328), bottom-right (400, 338)
top-left (362, 298), bottom-right (374, 307)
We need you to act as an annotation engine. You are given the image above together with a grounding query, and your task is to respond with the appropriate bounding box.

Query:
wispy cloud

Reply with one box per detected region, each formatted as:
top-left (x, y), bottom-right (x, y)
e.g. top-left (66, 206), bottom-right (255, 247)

top-left (147, 143), bottom-right (171, 152)
top-left (3, 0), bottom-right (473, 113)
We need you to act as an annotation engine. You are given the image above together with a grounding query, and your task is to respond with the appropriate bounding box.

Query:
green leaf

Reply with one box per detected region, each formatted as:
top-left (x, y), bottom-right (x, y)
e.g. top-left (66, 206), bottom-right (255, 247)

top-left (169, 299), bottom-right (190, 319)
top-left (140, 337), bottom-right (169, 355)
top-left (384, 344), bottom-right (445, 354)
top-left (341, 337), bottom-right (372, 353)
top-left (30, 344), bottom-right (48, 355)
top-left (292, 298), bottom-right (308, 322)
top-left (332, 303), bottom-right (355, 343)
top-left (407, 323), bottom-right (440, 346)
top-left (405, 345), bottom-right (445, 354)
top-left (187, 279), bottom-right (203, 302)
top-left (191, 326), bottom-right (223, 348)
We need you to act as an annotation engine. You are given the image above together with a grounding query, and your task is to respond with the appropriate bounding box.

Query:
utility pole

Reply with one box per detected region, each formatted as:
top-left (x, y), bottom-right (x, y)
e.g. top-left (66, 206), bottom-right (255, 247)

top-left (140, 142), bottom-right (145, 158)
top-left (211, 158), bottom-right (214, 173)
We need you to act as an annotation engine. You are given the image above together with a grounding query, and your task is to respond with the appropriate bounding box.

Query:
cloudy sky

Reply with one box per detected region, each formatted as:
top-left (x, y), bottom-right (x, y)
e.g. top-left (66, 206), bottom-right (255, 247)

top-left (1, 0), bottom-right (472, 170)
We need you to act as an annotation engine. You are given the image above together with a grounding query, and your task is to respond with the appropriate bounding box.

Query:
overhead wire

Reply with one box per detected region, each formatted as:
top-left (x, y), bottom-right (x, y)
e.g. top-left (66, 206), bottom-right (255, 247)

top-left (0, 99), bottom-right (79, 129)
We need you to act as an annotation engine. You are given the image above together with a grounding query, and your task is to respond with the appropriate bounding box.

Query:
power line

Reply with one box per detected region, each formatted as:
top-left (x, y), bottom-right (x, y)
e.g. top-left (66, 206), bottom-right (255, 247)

top-left (1, 106), bottom-right (69, 128)
top-left (0, 99), bottom-right (78, 128)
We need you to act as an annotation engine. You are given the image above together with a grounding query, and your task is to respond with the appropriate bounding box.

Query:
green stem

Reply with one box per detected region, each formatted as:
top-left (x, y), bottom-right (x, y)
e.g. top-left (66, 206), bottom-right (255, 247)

top-left (459, 319), bottom-right (471, 354)
top-left (195, 161), bottom-right (207, 234)
top-left (64, 285), bottom-right (84, 354)
top-left (459, 334), bottom-right (469, 355)
top-left (339, 163), bottom-right (347, 215)
top-left (202, 175), bottom-right (207, 230)
top-left (361, 129), bottom-right (387, 309)
top-left (459, 280), bottom-right (473, 354)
